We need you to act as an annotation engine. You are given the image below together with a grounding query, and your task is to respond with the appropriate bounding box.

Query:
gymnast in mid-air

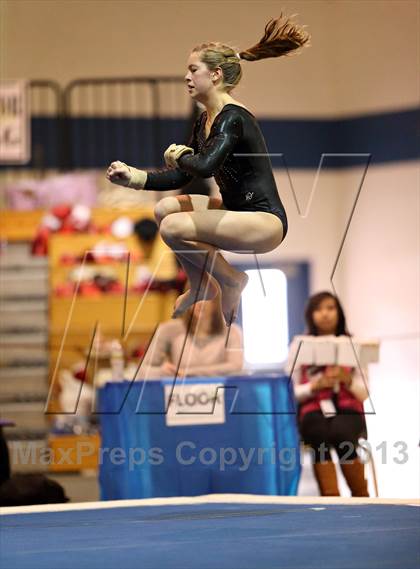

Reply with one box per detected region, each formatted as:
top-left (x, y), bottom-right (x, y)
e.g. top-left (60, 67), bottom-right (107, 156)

top-left (106, 14), bottom-right (310, 326)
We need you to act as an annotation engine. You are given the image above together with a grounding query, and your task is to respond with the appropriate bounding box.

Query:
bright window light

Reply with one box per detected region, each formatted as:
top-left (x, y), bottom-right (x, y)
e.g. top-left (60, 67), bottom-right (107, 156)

top-left (241, 269), bottom-right (289, 369)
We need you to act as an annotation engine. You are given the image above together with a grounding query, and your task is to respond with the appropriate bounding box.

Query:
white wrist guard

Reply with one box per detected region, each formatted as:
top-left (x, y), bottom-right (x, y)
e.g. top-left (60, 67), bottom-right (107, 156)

top-left (126, 166), bottom-right (147, 190)
top-left (164, 144), bottom-right (194, 169)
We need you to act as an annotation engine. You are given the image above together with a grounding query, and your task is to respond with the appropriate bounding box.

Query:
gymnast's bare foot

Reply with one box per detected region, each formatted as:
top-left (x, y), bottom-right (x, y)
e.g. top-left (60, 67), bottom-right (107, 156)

top-left (220, 271), bottom-right (249, 327)
top-left (172, 278), bottom-right (219, 318)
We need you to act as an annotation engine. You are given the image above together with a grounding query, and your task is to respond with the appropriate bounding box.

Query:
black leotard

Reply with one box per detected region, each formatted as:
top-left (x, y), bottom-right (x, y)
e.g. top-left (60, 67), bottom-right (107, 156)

top-left (145, 103), bottom-right (288, 237)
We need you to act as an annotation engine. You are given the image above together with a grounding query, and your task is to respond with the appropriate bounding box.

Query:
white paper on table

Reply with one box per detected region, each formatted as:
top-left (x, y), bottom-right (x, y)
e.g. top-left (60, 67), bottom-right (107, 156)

top-left (337, 337), bottom-right (380, 367)
top-left (164, 383), bottom-right (225, 427)
top-left (337, 337), bottom-right (359, 367)
top-left (290, 335), bottom-right (315, 367)
top-left (314, 336), bottom-right (337, 366)
top-left (287, 335), bottom-right (380, 369)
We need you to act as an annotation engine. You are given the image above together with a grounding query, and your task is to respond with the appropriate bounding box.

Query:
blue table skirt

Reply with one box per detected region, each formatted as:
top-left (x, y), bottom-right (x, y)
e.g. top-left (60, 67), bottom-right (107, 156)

top-left (98, 375), bottom-right (300, 500)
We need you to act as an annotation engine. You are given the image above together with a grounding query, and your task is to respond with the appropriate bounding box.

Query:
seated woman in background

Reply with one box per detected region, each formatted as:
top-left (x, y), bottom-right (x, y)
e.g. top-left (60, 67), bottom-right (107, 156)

top-left (139, 295), bottom-right (243, 379)
top-left (286, 291), bottom-right (369, 497)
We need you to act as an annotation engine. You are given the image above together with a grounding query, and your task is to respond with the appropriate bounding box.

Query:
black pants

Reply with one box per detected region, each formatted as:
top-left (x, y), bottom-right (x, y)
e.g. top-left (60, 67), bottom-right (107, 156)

top-left (299, 409), bottom-right (366, 463)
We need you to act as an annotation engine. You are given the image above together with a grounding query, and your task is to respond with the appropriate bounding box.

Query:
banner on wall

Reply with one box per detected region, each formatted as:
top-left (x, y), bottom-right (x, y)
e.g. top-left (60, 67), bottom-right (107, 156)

top-left (0, 80), bottom-right (31, 164)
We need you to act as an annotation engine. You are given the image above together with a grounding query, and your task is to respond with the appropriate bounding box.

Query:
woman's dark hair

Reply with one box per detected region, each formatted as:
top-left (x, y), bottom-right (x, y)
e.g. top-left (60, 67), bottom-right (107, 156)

top-left (193, 13), bottom-right (310, 92)
top-left (304, 291), bottom-right (349, 336)
top-left (133, 218), bottom-right (158, 242)
top-left (181, 296), bottom-right (225, 336)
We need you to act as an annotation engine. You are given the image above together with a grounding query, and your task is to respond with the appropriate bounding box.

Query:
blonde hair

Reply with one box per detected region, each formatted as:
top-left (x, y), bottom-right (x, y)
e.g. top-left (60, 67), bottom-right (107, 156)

top-left (193, 13), bottom-right (310, 92)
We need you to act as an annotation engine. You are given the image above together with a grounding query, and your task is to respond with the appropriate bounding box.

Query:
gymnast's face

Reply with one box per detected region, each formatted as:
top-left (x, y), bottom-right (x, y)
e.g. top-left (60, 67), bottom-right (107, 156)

top-left (312, 297), bottom-right (339, 335)
top-left (185, 52), bottom-right (221, 100)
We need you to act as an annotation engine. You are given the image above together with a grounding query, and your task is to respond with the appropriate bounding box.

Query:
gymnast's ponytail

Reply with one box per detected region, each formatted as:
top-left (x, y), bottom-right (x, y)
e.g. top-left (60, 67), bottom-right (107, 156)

top-left (239, 14), bottom-right (310, 62)
top-left (193, 13), bottom-right (309, 93)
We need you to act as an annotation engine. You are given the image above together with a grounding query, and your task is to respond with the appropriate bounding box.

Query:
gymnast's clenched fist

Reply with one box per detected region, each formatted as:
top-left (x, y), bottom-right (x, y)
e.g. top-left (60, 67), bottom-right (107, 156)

top-left (105, 161), bottom-right (147, 190)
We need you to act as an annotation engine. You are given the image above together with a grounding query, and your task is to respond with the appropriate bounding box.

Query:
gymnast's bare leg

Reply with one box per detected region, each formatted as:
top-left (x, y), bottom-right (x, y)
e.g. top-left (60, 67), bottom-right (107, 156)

top-left (158, 205), bottom-right (284, 324)
top-left (154, 194), bottom-right (250, 323)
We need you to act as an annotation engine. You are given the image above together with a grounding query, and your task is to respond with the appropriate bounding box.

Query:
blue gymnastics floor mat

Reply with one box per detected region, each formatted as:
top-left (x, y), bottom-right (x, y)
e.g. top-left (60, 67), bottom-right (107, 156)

top-left (1, 501), bottom-right (419, 569)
